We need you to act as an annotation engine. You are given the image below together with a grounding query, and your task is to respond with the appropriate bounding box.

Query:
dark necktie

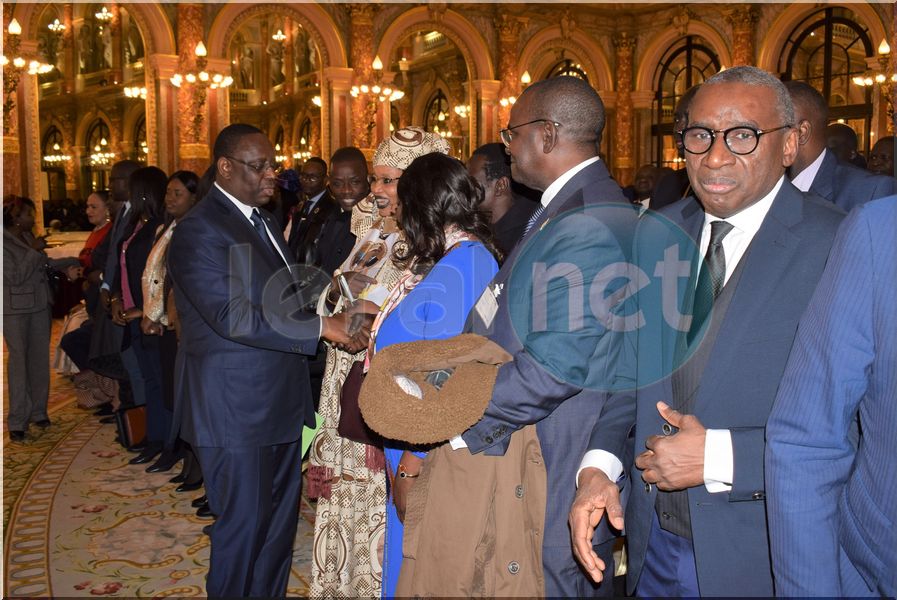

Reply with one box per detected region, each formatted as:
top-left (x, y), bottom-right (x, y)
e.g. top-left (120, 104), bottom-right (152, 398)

top-left (250, 208), bottom-right (280, 259)
top-left (523, 204), bottom-right (546, 236)
top-left (689, 220), bottom-right (734, 343)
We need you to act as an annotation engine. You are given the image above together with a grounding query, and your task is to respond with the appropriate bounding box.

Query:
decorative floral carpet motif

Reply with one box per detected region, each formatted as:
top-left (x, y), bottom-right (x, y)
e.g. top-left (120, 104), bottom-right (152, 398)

top-left (4, 321), bottom-right (315, 596)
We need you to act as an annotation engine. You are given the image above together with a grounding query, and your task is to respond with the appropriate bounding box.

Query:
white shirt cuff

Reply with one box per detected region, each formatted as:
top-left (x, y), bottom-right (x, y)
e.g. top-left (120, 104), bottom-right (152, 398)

top-left (449, 434), bottom-right (467, 450)
top-left (577, 449), bottom-right (623, 488)
top-left (100, 282), bottom-right (110, 291)
top-left (703, 428), bottom-right (733, 493)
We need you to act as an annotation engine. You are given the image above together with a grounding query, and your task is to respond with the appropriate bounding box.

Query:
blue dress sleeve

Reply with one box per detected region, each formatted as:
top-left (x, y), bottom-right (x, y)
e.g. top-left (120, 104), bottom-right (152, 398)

top-left (375, 241), bottom-right (498, 351)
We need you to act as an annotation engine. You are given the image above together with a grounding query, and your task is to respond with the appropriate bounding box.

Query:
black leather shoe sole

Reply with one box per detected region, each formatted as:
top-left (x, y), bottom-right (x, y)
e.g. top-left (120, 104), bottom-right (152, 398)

top-left (145, 454), bottom-right (181, 474)
top-left (175, 479), bottom-right (203, 493)
top-left (191, 494), bottom-right (207, 508)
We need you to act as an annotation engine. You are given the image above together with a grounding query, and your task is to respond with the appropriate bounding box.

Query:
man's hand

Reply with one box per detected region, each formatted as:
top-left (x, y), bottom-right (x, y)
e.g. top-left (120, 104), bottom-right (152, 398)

top-left (569, 467), bottom-right (624, 583)
top-left (328, 271), bottom-right (376, 304)
top-left (109, 297), bottom-right (126, 326)
top-left (635, 402), bottom-right (705, 491)
top-left (321, 300), bottom-right (377, 352)
top-left (30, 235), bottom-right (48, 251)
top-left (141, 316), bottom-right (163, 336)
top-left (100, 288), bottom-right (112, 313)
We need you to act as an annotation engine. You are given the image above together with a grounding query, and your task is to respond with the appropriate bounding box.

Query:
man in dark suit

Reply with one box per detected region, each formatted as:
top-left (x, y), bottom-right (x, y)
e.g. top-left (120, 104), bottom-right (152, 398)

top-left (786, 80), bottom-right (895, 211)
top-left (570, 66), bottom-right (845, 596)
top-left (286, 156), bottom-right (335, 264)
top-left (766, 195), bottom-right (897, 597)
top-left (168, 124), bottom-right (372, 597)
top-left (456, 76), bottom-right (634, 597)
top-left (652, 84), bottom-right (701, 211)
top-left (466, 142), bottom-right (536, 256)
top-left (868, 135), bottom-right (895, 177)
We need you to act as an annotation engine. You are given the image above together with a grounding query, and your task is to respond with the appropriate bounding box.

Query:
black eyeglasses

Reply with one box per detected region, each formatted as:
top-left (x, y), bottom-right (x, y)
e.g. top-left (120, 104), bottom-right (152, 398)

top-left (226, 156), bottom-right (280, 174)
top-left (499, 119), bottom-right (562, 146)
top-left (368, 175), bottom-right (401, 186)
top-left (299, 172), bottom-right (323, 181)
top-left (680, 125), bottom-right (792, 156)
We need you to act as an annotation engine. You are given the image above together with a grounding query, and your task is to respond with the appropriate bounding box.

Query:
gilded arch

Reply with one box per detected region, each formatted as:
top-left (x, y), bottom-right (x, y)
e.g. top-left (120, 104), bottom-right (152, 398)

top-left (208, 3), bottom-right (347, 67)
top-left (636, 21), bottom-right (733, 93)
top-left (756, 3), bottom-right (889, 73)
top-left (376, 7), bottom-right (493, 82)
top-left (518, 26), bottom-right (613, 94)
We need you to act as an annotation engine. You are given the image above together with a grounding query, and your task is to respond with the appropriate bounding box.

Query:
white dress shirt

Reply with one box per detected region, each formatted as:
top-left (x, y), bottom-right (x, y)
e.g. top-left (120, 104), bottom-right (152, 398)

top-left (578, 176), bottom-right (785, 493)
top-left (789, 148), bottom-right (827, 193)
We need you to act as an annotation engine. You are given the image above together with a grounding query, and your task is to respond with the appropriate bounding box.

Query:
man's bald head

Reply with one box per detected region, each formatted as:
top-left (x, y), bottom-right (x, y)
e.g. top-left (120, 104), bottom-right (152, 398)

top-left (521, 76), bottom-right (606, 149)
top-left (785, 80), bottom-right (829, 174)
top-left (826, 123), bottom-right (859, 164)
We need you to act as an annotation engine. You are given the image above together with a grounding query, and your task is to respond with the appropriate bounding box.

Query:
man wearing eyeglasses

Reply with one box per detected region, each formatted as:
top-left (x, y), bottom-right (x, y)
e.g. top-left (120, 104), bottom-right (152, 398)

top-left (458, 75), bottom-right (632, 597)
top-left (570, 66), bottom-right (845, 596)
top-left (286, 156), bottom-right (334, 264)
top-left (168, 124), bottom-right (374, 597)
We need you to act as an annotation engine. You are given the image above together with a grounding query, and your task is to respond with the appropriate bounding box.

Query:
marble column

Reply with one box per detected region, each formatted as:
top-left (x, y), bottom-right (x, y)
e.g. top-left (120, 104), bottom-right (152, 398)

top-left (62, 3), bottom-right (75, 95)
top-left (175, 3), bottom-right (209, 175)
top-left (612, 32), bottom-right (636, 186)
top-left (110, 3), bottom-right (123, 84)
top-left (322, 66), bottom-right (354, 159)
top-left (472, 79), bottom-right (500, 150)
top-left (726, 5), bottom-right (758, 67)
top-left (3, 4), bottom-right (22, 196)
top-left (495, 13), bottom-right (526, 129)
top-left (348, 4), bottom-right (376, 149)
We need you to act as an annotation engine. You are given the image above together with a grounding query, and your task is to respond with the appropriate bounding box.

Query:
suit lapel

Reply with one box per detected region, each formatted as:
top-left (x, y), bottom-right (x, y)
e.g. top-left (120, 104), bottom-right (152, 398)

top-left (808, 150), bottom-right (836, 203)
top-left (210, 188), bottom-right (290, 277)
top-left (692, 183), bottom-right (804, 415)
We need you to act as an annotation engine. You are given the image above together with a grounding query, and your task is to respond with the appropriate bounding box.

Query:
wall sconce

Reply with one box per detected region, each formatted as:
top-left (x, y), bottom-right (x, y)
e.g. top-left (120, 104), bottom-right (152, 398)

top-left (47, 19), bottom-right (66, 34)
top-left (312, 95), bottom-right (322, 107)
top-left (499, 96), bottom-right (517, 108)
top-left (90, 137), bottom-right (115, 165)
top-left (272, 29), bottom-right (286, 43)
top-left (292, 136), bottom-right (312, 162)
top-left (274, 143), bottom-right (288, 164)
top-left (95, 6), bottom-right (113, 23)
top-left (853, 39), bottom-right (897, 128)
top-left (43, 142), bottom-right (71, 164)
top-left (124, 86), bottom-right (147, 99)
top-left (3, 18), bottom-right (53, 133)
top-left (350, 55), bottom-right (405, 103)
top-left (454, 104), bottom-right (471, 118)
top-left (170, 42), bottom-right (234, 90)
top-left (520, 70), bottom-right (532, 85)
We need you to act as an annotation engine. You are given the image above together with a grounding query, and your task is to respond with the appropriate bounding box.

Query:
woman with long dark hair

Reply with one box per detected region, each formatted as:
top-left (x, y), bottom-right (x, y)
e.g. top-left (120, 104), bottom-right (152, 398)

top-left (139, 170), bottom-right (201, 481)
top-left (369, 152), bottom-right (500, 597)
top-left (108, 166), bottom-right (169, 465)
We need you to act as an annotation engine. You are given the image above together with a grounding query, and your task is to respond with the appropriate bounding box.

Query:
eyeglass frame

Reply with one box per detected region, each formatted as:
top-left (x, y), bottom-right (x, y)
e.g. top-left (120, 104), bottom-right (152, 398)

top-left (499, 119), bottom-right (562, 147)
top-left (225, 155), bottom-right (280, 174)
top-left (368, 175), bottom-right (401, 186)
top-left (679, 124), bottom-right (792, 156)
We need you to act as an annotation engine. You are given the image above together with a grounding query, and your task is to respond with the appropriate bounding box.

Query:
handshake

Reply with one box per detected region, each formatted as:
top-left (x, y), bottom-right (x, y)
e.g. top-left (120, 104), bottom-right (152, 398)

top-left (320, 298), bottom-right (380, 354)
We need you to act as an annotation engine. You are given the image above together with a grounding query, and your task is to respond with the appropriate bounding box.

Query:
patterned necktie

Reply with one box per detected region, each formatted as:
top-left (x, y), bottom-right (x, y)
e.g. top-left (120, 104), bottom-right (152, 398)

top-left (689, 220), bottom-right (734, 343)
top-left (250, 208), bottom-right (279, 258)
top-left (523, 204), bottom-right (546, 236)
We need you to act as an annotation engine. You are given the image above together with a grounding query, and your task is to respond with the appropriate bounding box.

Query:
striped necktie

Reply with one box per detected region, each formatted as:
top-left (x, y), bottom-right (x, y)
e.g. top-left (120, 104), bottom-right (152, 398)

top-left (523, 205), bottom-right (546, 236)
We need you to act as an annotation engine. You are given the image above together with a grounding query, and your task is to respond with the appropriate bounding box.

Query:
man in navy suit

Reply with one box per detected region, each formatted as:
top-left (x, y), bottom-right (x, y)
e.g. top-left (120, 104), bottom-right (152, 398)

top-left (766, 195), bottom-right (897, 597)
top-left (457, 76), bottom-right (634, 596)
top-left (570, 66), bottom-right (845, 596)
top-left (786, 80), bottom-right (895, 212)
top-left (168, 124), bottom-right (372, 597)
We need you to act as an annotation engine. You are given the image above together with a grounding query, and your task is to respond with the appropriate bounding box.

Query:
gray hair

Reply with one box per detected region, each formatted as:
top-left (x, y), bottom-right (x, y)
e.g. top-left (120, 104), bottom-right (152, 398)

top-left (522, 76), bottom-right (606, 148)
top-left (698, 66), bottom-right (795, 127)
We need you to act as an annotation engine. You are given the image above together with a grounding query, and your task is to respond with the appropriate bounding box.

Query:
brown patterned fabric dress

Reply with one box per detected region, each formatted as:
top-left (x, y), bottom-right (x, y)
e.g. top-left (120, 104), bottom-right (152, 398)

top-left (308, 196), bottom-right (404, 598)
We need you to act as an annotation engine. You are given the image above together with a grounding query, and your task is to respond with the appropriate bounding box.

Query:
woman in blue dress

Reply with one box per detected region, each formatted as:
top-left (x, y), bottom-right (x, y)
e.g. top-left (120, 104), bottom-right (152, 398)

top-left (370, 153), bottom-right (499, 597)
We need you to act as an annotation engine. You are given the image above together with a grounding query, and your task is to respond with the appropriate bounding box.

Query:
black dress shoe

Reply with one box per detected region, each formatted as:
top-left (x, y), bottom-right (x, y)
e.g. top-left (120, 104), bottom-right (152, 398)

top-left (34, 419), bottom-right (51, 428)
top-left (196, 503), bottom-right (214, 519)
top-left (191, 494), bottom-right (207, 508)
top-left (145, 450), bottom-right (182, 474)
top-left (127, 440), bottom-right (147, 453)
top-left (93, 403), bottom-right (114, 416)
top-left (99, 416), bottom-right (116, 424)
top-left (202, 524), bottom-right (212, 536)
top-left (129, 445), bottom-right (162, 465)
top-left (175, 478), bottom-right (203, 493)
top-left (9, 430), bottom-right (25, 442)
top-left (169, 472), bottom-right (187, 483)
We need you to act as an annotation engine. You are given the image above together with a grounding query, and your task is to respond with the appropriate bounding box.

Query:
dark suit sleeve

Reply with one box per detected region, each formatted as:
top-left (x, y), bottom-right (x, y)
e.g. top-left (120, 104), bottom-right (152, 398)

top-left (463, 211), bottom-right (636, 455)
top-left (765, 205), bottom-right (876, 595)
top-left (168, 215), bottom-right (320, 355)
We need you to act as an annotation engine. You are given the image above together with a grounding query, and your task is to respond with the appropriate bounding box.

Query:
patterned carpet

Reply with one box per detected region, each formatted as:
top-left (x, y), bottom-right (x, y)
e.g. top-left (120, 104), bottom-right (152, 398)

top-left (3, 319), bottom-right (315, 597)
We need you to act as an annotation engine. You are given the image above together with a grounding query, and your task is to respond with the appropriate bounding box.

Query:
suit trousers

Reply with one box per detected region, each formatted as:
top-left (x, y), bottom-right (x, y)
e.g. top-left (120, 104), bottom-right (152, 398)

top-left (196, 439), bottom-right (303, 597)
top-left (636, 512), bottom-right (699, 597)
top-left (4, 309), bottom-right (51, 431)
top-left (544, 537), bottom-right (616, 597)
top-left (124, 320), bottom-right (169, 442)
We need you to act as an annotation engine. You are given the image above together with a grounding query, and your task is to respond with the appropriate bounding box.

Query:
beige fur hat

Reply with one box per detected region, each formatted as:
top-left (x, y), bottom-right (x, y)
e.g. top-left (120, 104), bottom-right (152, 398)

top-left (359, 334), bottom-right (512, 444)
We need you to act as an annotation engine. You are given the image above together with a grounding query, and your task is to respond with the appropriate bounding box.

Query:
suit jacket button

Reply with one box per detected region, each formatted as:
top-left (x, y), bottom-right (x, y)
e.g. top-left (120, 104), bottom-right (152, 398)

top-left (645, 482), bottom-right (652, 493)
top-left (662, 423), bottom-right (673, 435)
top-left (751, 491), bottom-right (765, 500)
top-left (515, 485), bottom-right (524, 498)
top-left (507, 561), bottom-right (520, 574)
